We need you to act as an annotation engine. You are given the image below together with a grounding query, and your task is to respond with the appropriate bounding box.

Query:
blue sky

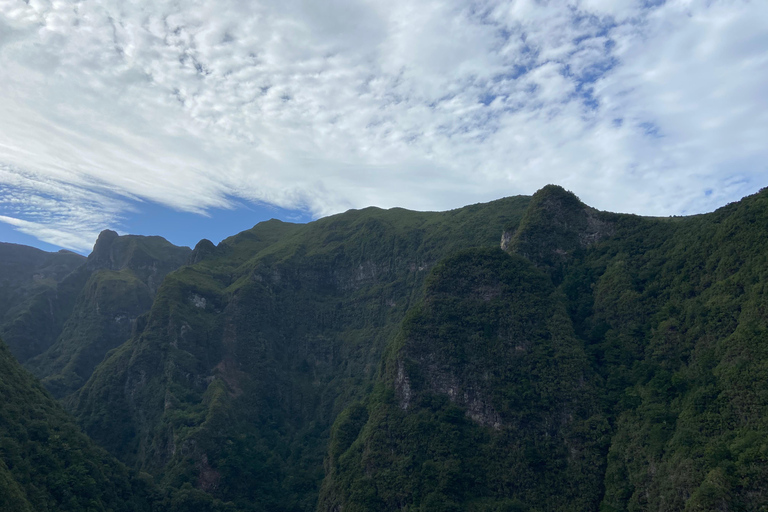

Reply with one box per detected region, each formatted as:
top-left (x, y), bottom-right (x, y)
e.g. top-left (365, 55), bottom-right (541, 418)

top-left (0, 195), bottom-right (311, 252)
top-left (0, 0), bottom-right (767, 254)
top-left (119, 199), bottom-right (311, 250)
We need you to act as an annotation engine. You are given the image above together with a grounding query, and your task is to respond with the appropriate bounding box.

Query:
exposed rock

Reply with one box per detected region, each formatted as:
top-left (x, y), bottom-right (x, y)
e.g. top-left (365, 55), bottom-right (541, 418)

top-left (395, 359), bottom-right (412, 410)
top-left (190, 294), bottom-right (207, 309)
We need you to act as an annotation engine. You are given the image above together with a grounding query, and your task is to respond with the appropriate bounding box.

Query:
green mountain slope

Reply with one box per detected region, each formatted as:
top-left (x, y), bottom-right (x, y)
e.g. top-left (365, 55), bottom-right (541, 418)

top-left (0, 243), bottom-right (85, 363)
top-left (26, 231), bottom-right (191, 398)
top-left (70, 197), bottom-right (532, 511)
top-left (319, 248), bottom-right (607, 511)
top-left (5, 185), bottom-right (768, 511)
top-left (0, 337), bottom-right (158, 512)
top-left (324, 185), bottom-right (768, 511)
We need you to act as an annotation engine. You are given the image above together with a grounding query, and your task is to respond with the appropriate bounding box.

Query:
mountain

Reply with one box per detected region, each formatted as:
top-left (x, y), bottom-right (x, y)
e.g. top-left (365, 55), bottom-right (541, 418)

top-left (69, 197), bottom-right (532, 511)
top-left (3, 185), bottom-right (768, 511)
top-left (25, 231), bottom-right (192, 398)
top-left (0, 243), bottom-right (85, 363)
top-left (319, 247), bottom-right (607, 511)
top-left (0, 232), bottom-right (191, 399)
top-left (0, 336), bottom-right (159, 512)
top-left (322, 185), bottom-right (768, 511)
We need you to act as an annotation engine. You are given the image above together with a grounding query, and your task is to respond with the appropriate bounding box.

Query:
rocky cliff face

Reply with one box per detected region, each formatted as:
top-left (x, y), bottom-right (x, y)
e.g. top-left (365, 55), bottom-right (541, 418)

top-left (320, 248), bottom-right (607, 511)
top-left (321, 186), bottom-right (768, 512)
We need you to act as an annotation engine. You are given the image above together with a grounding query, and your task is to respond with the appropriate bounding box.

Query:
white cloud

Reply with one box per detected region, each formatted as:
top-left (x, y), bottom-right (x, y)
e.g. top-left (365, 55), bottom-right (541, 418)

top-left (0, 163), bottom-right (130, 251)
top-left (0, 0), bottom-right (766, 250)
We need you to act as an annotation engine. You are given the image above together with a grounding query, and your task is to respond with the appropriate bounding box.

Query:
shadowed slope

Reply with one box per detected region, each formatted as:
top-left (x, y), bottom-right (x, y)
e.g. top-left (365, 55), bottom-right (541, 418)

top-left (0, 244), bottom-right (85, 363)
top-left (70, 197), bottom-right (532, 512)
top-left (26, 231), bottom-right (191, 398)
top-left (0, 338), bottom-right (158, 512)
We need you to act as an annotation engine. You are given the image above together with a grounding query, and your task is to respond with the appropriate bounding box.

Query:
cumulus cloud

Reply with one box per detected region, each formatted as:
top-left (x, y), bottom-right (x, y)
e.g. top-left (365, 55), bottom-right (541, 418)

top-left (0, 0), bottom-right (766, 249)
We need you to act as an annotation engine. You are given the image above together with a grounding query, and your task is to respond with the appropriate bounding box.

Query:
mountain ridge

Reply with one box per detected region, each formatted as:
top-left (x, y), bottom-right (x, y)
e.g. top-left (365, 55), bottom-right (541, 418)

top-left (1, 187), bottom-right (767, 511)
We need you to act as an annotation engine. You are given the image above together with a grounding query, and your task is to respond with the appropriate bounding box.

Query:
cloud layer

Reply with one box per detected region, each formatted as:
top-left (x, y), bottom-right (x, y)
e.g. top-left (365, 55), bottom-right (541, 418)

top-left (0, 0), bottom-right (766, 250)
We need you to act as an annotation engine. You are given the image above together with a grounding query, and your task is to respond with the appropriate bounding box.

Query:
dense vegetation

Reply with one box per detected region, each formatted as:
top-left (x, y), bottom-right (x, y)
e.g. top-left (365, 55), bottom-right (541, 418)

top-left (324, 185), bottom-right (768, 511)
top-left (0, 243), bottom-right (85, 363)
top-left (2, 185), bottom-right (768, 511)
top-left (319, 248), bottom-right (607, 511)
top-left (0, 338), bottom-right (158, 511)
top-left (69, 197), bottom-right (532, 511)
top-left (0, 230), bottom-right (192, 398)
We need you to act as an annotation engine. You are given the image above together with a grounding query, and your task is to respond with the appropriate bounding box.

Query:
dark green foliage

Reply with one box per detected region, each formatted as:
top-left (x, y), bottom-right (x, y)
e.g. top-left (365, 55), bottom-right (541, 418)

top-left (6, 186), bottom-right (768, 511)
top-left (571, 190), bottom-right (768, 511)
top-left (320, 248), bottom-right (608, 511)
top-left (504, 185), bottom-right (618, 283)
top-left (28, 270), bottom-right (155, 397)
top-left (323, 187), bottom-right (768, 512)
top-left (0, 338), bottom-right (161, 511)
top-left (70, 198), bottom-right (532, 511)
top-left (0, 243), bottom-right (85, 362)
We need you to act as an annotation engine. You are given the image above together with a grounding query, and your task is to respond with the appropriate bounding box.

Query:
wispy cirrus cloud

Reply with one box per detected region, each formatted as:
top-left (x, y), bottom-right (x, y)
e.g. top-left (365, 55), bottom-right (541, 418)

top-left (0, 164), bottom-right (131, 251)
top-left (0, 0), bottom-right (766, 250)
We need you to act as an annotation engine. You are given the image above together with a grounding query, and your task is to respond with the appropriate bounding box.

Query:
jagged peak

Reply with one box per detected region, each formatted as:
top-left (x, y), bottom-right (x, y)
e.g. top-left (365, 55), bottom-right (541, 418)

top-left (93, 229), bottom-right (119, 247)
top-left (189, 238), bottom-right (216, 264)
top-left (88, 229), bottom-right (120, 267)
top-left (87, 230), bottom-right (191, 273)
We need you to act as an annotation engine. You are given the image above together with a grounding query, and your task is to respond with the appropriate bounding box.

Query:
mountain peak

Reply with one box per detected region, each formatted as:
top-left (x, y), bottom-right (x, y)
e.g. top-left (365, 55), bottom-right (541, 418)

top-left (502, 185), bottom-right (616, 278)
top-left (528, 184), bottom-right (586, 215)
top-left (89, 229), bottom-right (119, 265)
top-left (97, 228), bottom-right (119, 239)
top-left (189, 238), bottom-right (217, 264)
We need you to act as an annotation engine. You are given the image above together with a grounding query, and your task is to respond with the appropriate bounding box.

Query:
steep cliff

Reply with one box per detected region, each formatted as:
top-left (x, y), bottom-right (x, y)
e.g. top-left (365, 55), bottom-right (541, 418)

top-left (5, 186), bottom-right (768, 511)
top-left (322, 186), bottom-right (768, 511)
top-left (320, 248), bottom-right (607, 511)
top-left (69, 197), bottom-right (532, 511)
top-left (26, 231), bottom-right (191, 398)
top-left (0, 243), bottom-right (85, 363)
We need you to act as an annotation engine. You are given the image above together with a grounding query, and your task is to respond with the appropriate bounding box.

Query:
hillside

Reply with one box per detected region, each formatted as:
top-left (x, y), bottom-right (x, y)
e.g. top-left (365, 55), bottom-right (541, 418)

top-left (2, 186), bottom-right (767, 511)
top-left (69, 197), bottom-right (532, 511)
top-left (25, 231), bottom-right (192, 398)
top-left (323, 186), bottom-right (768, 511)
top-left (0, 337), bottom-right (158, 511)
top-left (319, 247), bottom-right (607, 511)
top-left (0, 243), bottom-right (86, 363)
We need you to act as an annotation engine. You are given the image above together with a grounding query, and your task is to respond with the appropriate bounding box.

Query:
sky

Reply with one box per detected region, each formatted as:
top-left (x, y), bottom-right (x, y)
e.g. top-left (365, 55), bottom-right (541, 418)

top-left (0, 0), bottom-right (766, 254)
